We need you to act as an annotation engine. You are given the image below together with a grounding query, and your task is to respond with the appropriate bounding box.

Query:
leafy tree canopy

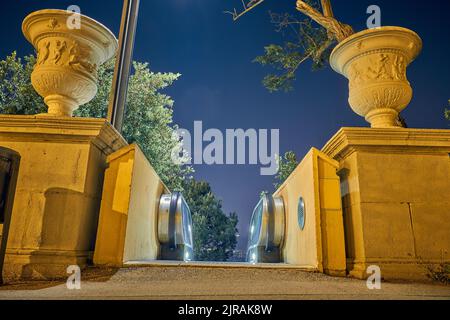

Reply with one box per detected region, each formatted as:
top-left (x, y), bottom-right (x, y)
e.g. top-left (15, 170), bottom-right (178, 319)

top-left (445, 100), bottom-right (450, 122)
top-left (260, 150), bottom-right (299, 197)
top-left (254, 9), bottom-right (331, 92)
top-left (0, 53), bottom-right (46, 114)
top-left (0, 52), bottom-right (191, 191)
top-left (274, 151), bottom-right (299, 190)
top-left (253, 0), bottom-right (352, 92)
top-left (183, 179), bottom-right (238, 261)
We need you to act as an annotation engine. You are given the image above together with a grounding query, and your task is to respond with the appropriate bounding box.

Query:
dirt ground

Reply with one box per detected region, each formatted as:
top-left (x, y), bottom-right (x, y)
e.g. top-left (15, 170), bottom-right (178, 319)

top-left (0, 264), bottom-right (449, 300)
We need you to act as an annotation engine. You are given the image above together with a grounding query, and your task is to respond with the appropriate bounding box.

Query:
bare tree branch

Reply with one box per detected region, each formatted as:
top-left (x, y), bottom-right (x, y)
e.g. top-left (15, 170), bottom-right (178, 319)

top-left (321, 0), bottom-right (334, 17)
top-left (295, 0), bottom-right (353, 42)
top-left (224, 0), bottom-right (265, 21)
top-left (225, 0), bottom-right (353, 42)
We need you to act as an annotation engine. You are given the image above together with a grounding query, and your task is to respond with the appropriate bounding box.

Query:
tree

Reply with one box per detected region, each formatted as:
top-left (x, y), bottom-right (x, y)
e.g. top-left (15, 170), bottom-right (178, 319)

top-left (182, 179), bottom-right (239, 261)
top-left (78, 59), bottom-right (193, 191)
top-left (259, 151), bottom-right (298, 198)
top-left (227, 0), bottom-right (354, 92)
top-left (0, 53), bottom-right (46, 114)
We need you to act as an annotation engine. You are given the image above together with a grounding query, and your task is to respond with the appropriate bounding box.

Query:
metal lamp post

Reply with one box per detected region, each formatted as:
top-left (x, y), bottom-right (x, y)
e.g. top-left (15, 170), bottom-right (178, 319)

top-left (107, 0), bottom-right (141, 133)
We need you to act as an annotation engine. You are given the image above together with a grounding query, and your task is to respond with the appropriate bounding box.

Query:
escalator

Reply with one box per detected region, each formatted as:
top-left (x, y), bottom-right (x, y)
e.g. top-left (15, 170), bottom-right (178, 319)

top-left (158, 192), bottom-right (194, 261)
top-left (246, 194), bottom-right (285, 263)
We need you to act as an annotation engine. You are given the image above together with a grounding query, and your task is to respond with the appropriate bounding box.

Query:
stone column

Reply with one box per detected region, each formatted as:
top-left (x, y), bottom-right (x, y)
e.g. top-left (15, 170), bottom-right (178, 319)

top-left (0, 115), bottom-right (126, 280)
top-left (274, 148), bottom-right (347, 277)
top-left (322, 127), bottom-right (450, 280)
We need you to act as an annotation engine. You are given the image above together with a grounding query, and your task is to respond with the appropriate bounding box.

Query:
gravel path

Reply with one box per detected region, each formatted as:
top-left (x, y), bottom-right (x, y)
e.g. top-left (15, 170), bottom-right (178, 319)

top-left (0, 264), bottom-right (449, 300)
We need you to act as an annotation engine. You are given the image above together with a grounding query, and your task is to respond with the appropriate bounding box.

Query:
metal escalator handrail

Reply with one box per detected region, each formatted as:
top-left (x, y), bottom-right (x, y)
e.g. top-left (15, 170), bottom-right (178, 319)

top-left (265, 194), bottom-right (276, 252)
top-left (168, 192), bottom-right (180, 249)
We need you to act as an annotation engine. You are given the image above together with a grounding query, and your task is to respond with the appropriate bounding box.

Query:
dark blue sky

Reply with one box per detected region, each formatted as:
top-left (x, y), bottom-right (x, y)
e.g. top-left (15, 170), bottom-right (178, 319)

top-left (2, 0), bottom-right (449, 249)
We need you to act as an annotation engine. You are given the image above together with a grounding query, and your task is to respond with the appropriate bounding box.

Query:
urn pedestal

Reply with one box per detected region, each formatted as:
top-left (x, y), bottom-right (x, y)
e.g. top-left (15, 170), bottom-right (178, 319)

top-left (322, 127), bottom-right (450, 280)
top-left (22, 9), bottom-right (118, 117)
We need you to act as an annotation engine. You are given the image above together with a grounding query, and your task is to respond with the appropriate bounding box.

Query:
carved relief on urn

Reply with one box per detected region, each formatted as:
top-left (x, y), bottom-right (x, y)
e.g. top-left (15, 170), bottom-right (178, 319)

top-left (22, 9), bottom-right (118, 117)
top-left (330, 27), bottom-right (422, 128)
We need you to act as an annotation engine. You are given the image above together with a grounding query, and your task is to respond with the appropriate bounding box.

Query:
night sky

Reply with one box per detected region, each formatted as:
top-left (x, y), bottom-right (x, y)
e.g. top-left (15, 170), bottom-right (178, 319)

top-left (1, 0), bottom-right (449, 250)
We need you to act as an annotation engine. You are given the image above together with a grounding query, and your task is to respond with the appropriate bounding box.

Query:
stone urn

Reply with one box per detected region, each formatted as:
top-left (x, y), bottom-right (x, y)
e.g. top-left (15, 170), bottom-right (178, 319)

top-left (22, 9), bottom-right (118, 117)
top-left (330, 27), bottom-right (422, 128)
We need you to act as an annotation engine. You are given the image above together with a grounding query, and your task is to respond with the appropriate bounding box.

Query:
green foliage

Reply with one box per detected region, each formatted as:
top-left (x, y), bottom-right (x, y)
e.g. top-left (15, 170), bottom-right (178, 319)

top-left (274, 151), bottom-right (299, 190)
top-left (0, 51), bottom-right (239, 261)
top-left (183, 179), bottom-right (239, 261)
top-left (254, 1), bottom-right (334, 92)
top-left (426, 262), bottom-right (450, 285)
top-left (260, 151), bottom-right (298, 195)
top-left (445, 100), bottom-right (450, 122)
top-left (0, 52), bottom-right (46, 114)
top-left (76, 59), bottom-right (191, 191)
top-left (260, 190), bottom-right (269, 198)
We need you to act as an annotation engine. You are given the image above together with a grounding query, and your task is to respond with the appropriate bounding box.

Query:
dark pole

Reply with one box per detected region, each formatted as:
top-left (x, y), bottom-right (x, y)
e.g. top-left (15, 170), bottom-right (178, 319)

top-left (107, 0), bottom-right (140, 133)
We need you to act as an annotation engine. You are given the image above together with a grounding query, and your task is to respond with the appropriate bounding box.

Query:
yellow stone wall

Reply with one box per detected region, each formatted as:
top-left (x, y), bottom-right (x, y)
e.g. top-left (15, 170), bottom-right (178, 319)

top-left (94, 143), bottom-right (169, 266)
top-left (323, 127), bottom-right (450, 280)
top-left (274, 148), bottom-right (347, 276)
top-left (0, 115), bottom-right (126, 280)
top-left (0, 224), bottom-right (3, 253)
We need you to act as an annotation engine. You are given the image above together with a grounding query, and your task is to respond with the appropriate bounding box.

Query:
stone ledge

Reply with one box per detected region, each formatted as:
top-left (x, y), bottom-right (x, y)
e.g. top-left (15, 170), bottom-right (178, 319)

top-left (0, 114), bottom-right (128, 280)
top-left (322, 127), bottom-right (450, 160)
top-left (0, 114), bottom-right (127, 155)
top-left (123, 260), bottom-right (318, 271)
